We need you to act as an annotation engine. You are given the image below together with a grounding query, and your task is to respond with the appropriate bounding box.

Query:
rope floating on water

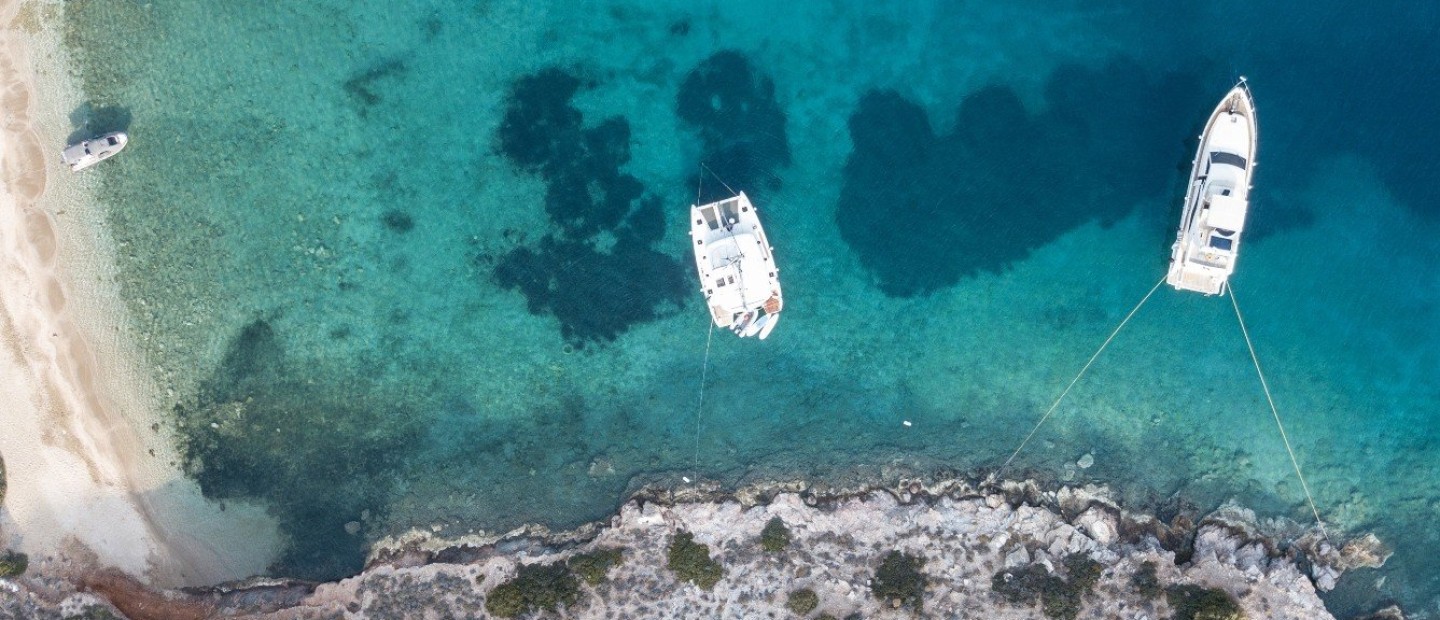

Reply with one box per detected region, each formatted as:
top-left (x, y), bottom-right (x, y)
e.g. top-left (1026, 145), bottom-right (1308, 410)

top-left (991, 275), bottom-right (1167, 481)
top-left (1229, 284), bottom-right (1329, 541)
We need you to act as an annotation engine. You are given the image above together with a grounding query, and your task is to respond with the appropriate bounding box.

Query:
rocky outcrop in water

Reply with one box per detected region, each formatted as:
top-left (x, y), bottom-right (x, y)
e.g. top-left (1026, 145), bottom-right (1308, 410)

top-left (0, 481), bottom-right (1396, 619)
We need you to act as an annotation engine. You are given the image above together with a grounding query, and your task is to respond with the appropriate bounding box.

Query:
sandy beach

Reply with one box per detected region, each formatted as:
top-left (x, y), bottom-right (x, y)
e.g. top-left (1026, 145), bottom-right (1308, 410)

top-left (0, 0), bottom-right (277, 588)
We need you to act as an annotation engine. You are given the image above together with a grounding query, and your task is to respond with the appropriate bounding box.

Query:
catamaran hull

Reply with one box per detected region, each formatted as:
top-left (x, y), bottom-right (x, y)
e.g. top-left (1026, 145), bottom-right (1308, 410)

top-left (688, 192), bottom-right (783, 339)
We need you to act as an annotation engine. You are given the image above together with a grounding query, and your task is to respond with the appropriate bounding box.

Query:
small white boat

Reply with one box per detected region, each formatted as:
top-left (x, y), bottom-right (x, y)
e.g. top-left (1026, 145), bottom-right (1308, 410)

top-left (61, 131), bottom-right (128, 172)
top-left (689, 192), bottom-right (783, 339)
top-left (1167, 80), bottom-right (1257, 296)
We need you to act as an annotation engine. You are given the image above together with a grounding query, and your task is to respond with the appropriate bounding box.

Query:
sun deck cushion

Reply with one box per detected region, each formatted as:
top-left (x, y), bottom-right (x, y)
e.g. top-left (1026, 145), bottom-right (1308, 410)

top-left (707, 234), bottom-right (761, 269)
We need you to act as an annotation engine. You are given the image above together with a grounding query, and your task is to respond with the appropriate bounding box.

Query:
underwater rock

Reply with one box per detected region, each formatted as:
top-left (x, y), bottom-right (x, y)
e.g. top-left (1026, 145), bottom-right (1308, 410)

top-left (176, 320), bottom-right (426, 580)
top-left (1354, 604), bottom-right (1406, 620)
top-left (491, 232), bottom-right (688, 344)
top-left (1338, 533), bottom-right (1392, 570)
top-left (1077, 453), bottom-right (1094, 469)
top-left (492, 68), bottom-right (688, 345)
top-left (343, 58), bottom-right (407, 117)
top-left (676, 50), bottom-right (791, 202)
top-left (1294, 528), bottom-right (1391, 592)
top-left (379, 209), bottom-right (414, 233)
top-left (836, 60), bottom-right (1209, 297)
top-left (587, 456), bottom-right (616, 478)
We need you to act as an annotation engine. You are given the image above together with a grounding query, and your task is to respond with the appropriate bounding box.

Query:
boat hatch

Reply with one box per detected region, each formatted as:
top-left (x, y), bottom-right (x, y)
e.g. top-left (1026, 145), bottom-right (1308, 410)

top-left (718, 199), bottom-right (743, 225)
top-left (699, 206), bottom-right (721, 230)
top-left (1209, 151), bottom-right (1248, 170)
top-left (107, 137), bottom-right (119, 146)
top-left (1208, 195), bottom-right (1248, 232)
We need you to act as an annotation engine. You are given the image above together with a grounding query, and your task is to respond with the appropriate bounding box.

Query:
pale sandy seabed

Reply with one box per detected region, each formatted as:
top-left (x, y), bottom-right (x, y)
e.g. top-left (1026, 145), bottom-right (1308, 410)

top-left (0, 0), bottom-right (280, 590)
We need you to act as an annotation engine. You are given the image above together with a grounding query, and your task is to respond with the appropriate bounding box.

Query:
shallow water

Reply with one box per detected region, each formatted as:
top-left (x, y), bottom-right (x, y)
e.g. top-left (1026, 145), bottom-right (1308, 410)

top-left (60, 0), bottom-right (1438, 614)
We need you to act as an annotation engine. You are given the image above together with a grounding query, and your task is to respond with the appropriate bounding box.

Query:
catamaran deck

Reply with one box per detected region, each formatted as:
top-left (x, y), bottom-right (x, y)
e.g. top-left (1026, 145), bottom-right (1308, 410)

top-left (689, 192), bottom-right (783, 338)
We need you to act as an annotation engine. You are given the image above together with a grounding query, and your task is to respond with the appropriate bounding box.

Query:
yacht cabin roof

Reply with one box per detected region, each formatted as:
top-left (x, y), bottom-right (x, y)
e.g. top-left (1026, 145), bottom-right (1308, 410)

top-left (1208, 194), bottom-right (1248, 232)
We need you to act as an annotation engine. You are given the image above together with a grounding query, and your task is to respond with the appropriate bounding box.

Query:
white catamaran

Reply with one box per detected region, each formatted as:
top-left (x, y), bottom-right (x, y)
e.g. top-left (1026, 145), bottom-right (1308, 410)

top-left (689, 192), bottom-right (783, 339)
top-left (1167, 79), bottom-right (1257, 296)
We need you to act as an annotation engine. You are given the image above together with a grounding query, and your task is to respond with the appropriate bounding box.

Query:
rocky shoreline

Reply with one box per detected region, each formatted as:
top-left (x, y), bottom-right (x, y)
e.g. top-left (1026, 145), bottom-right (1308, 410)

top-left (0, 479), bottom-right (1399, 619)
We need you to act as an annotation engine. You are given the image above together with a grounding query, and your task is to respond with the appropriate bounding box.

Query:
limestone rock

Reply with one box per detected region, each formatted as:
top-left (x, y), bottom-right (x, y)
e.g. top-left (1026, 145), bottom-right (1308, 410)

top-left (1338, 533), bottom-right (1391, 570)
top-left (1, 482), bottom-right (1348, 620)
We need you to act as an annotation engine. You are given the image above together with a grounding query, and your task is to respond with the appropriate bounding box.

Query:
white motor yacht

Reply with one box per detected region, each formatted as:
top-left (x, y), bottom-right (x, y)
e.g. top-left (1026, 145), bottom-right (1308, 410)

top-left (689, 192), bottom-right (783, 339)
top-left (61, 131), bottom-right (128, 172)
top-left (1167, 80), bottom-right (1257, 296)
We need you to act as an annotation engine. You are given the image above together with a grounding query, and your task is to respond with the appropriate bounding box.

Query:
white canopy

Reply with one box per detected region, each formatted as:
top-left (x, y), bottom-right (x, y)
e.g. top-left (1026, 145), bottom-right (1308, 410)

top-left (1208, 194), bottom-right (1248, 232)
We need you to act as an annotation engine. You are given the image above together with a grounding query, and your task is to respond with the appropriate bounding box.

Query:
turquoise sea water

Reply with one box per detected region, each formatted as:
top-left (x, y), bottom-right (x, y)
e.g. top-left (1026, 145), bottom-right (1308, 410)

top-left (60, 0), bottom-right (1437, 615)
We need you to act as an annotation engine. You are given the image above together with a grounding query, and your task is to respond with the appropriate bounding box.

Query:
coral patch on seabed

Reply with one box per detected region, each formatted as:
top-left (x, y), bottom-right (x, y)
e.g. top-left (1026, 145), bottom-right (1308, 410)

top-left (676, 50), bottom-right (791, 203)
top-left (174, 319), bottom-right (424, 580)
top-left (490, 68), bottom-right (688, 345)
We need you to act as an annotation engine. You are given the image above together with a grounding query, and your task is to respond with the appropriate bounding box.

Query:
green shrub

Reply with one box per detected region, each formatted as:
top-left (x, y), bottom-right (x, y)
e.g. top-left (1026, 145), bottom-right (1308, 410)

top-left (569, 548), bottom-right (624, 586)
top-left (990, 553), bottom-right (1104, 620)
top-left (483, 562), bottom-right (580, 618)
top-left (1063, 554), bottom-right (1103, 593)
top-left (871, 551), bottom-right (927, 611)
top-left (667, 531), bottom-right (724, 590)
top-left (761, 516), bottom-right (792, 553)
top-left (1165, 584), bottom-right (1245, 620)
top-left (0, 551), bottom-right (27, 578)
top-left (1132, 561), bottom-right (1162, 599)
top-left (786, 588), bottom-right (819, 614)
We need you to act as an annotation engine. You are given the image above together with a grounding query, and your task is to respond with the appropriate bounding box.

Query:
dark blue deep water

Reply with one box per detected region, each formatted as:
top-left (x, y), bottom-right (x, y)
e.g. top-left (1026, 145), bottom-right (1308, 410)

top-left (62, 1), bottom-right (1438, 615)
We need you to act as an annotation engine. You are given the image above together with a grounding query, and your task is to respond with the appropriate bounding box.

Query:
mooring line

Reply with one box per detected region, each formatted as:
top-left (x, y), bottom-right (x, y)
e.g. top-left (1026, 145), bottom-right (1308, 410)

top-left (1229, 284), bottom-right (1329, 541)
top-left (992, 275), bottom-right (1167, 480)
top-left (700, 162), bottom-right (738, 197)
top-left (685, 164), bottom-right (716, 484)
top-left (689, 321), bottom-right (716, 483)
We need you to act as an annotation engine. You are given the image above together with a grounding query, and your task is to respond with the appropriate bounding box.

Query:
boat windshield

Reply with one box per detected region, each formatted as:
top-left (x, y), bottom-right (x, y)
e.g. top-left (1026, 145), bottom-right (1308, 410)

top-left (1210, 151), bottom-right (1248, 170)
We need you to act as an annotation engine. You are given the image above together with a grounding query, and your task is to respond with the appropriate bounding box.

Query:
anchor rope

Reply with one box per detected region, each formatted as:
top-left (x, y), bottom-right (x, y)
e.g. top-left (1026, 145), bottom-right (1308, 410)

top-left (700, 162), bottom-right (739, 197)
top-left (993, 275), bottom-right (1167, 479)
top-left (1229, 284), bottom-right (1329, 541)
top-left (689, 162), bottom-right (715, 483)
top-left (691, 321), bottom-right (715, 481)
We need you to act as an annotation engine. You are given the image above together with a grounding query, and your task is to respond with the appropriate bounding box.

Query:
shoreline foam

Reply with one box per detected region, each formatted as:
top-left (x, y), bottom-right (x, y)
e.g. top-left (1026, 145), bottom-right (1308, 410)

top-left (0, 0), bottom-right (278, 587)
